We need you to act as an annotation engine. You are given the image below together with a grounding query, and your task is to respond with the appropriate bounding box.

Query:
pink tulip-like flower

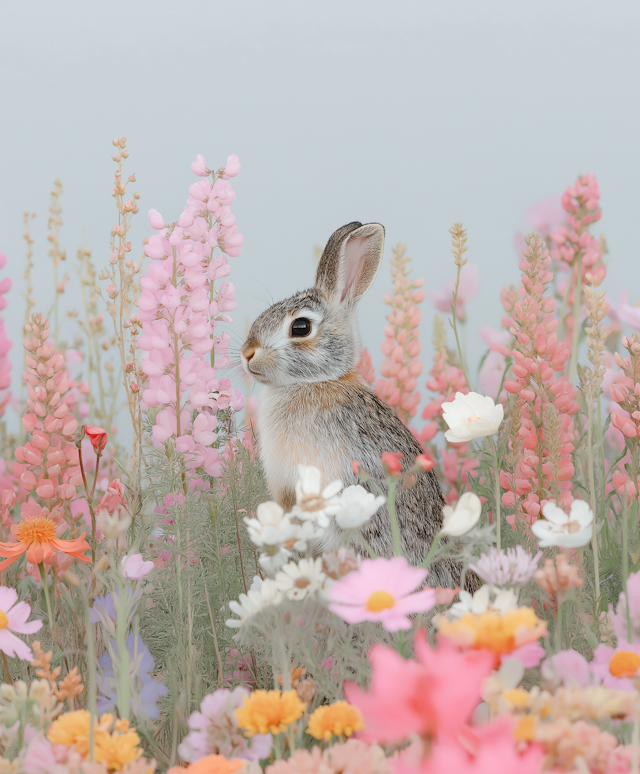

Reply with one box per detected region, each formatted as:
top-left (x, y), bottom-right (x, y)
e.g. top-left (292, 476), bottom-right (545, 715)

top-left (121, 553), bottom-right (155, 580)
top-left (0, 586), bottom-right (42, 660)
top-left (99, 478), bottom-right (126, 514)
top-left (329, 556), bottom-right (436, 631)
top-left (191, 153), bottom-right (208, 177)
top-left (221, 154), bottom-right (241, 179)
top-left (85, 425), bottom-right (108, 452)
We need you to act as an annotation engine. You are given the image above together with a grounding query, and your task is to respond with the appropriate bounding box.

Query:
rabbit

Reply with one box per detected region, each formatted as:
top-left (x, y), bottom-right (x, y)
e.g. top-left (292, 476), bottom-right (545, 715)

top-left (240, 221), bottom-right (461, 589)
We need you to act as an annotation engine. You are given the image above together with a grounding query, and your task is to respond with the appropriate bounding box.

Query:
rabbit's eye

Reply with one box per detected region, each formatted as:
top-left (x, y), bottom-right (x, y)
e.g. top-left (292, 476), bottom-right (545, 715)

top-left (290, 318), bottom-right (312, 337)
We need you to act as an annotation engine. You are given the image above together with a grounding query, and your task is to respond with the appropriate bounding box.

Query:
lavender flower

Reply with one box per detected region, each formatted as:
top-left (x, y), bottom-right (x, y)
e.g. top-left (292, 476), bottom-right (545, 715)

top-left (97, 633), bottom-right (168, 720)
top-left (178, 686), bottom-right (272, 763)
top-left (469, 546), bottom-right (541, 587)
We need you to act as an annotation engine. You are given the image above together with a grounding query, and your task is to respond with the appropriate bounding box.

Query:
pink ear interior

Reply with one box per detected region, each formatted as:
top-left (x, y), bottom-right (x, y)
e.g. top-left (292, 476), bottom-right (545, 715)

top-left (341, 236), bottom-right (369, 303)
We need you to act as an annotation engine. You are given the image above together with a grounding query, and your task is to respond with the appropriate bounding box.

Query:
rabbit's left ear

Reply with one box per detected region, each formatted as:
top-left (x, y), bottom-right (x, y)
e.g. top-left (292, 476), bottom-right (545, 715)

top-left (315, 222), bottom-right (385, 306)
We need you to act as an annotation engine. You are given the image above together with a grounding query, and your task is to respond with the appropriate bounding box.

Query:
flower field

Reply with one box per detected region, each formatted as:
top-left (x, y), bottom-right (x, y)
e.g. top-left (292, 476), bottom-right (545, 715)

top-left (0, 142), bottom-right (639, 773)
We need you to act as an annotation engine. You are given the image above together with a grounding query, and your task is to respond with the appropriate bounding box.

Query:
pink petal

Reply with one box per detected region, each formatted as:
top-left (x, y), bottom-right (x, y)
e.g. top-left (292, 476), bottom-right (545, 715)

top-left (6, 600), bottom-right (32, 627)
top-left (0, 629), bottom-right (33, 660)
top-left (378, 610), bottom-right (412, 632)
top-left (0, 586), bottom-right (18, 614)
top-left (393, 588), bottom-right (437, 616)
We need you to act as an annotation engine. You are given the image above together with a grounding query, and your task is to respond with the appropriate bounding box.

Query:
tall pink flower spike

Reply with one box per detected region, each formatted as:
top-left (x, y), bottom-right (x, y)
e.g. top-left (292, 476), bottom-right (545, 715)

top-left (375, 245), bottom-right (424, 425)
top-left (138, 154), bottom-right (245, 479)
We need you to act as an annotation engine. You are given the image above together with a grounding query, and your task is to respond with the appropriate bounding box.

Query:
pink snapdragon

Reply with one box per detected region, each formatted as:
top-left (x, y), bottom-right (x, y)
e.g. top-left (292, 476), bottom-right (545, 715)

top-left (10, 314), bottom-right (82, 512)
top-left (138, 154), bottom-right (245, 477)
top-left (500, 235), bottom-right (579, 524)
top-left (375, 247), bottom-right (424, 425)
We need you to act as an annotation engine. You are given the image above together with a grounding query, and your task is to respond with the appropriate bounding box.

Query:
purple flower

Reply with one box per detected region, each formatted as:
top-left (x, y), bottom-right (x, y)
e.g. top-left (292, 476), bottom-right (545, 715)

top-left (178, 686), bottom-right (271, 763)
top-left (469, 546), bottom-right (541, 587)
top-left (97, 633), bottom-right (168, 719)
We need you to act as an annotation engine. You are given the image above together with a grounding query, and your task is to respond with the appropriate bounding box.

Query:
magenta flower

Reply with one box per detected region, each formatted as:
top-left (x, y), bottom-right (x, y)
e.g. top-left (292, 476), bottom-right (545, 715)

top-left (0, 586), bottom-right (42, 660)
top-left (328, 556), bottom-right (436, 632)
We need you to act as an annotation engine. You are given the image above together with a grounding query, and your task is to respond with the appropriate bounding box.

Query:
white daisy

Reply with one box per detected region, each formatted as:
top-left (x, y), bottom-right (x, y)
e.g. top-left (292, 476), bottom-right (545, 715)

top-left (292, 465), bottom-right (342, 527)
top-left (226, 577), bottom-right (282, 628)
top-left (449, 584), bottom-right (518, 618)
top-left (335, 486), bottom-right (385, 530)
top-left (275, 558), bottom-right (326, 601)
top-left (532, 500), bottom-right (593, 548)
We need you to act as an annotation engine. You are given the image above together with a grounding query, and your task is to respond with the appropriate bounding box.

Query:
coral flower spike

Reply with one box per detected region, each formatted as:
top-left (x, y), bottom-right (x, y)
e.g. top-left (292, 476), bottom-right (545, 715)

top-left (0, 516), bottom-right (91, 571)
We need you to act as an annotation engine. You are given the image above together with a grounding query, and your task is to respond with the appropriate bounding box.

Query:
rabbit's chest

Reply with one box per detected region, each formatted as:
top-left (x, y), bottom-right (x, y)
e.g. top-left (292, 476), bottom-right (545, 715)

top-left (258, 386), bottom-right (347, 503)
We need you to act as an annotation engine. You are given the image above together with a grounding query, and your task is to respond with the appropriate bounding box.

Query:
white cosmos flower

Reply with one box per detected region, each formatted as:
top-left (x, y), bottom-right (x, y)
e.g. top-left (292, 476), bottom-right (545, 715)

top-left (226, 577), bottom-right (282, 628)
top-left (335, 486), bottom-right (385, 530)
top-left (441, 492), bottom-right (482, 537)
top-left (532, 500), bottom-right (593, 548)
top-left (290, 520), bottom-right (325, 552)
top-left (244, 502), bottom-right (295, 548)
top-left (442, 391), bottom-right (504, 443)
top-left (275, 558), bottom-right (326, 601)
top-left (449, 584), bottom-right (518, 618)
top-left (292, 465), bottom-right (342, 527)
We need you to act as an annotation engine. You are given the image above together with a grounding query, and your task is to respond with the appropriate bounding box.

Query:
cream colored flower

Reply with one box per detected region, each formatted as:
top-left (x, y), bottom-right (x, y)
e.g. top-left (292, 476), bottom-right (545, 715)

top-left (293, 466), bottom-right (342, 527)
top-left (441, 492), bottom-right (482, 537)
top-left (275, 558), bottom-right (326, 601)
top-left (442, 391), bottom-right (504, 443)
top-left (532, 501), bottom-right (593, 548)
top-left (335, 486), bottom-right (385, 530)
top-left (449, 584), bottom-right (518, 618)
top-left (226, 577), bottom-right (282, 628)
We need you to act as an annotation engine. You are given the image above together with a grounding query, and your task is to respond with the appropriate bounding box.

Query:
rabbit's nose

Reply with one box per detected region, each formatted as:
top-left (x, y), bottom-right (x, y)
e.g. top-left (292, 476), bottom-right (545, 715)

top-left (243, 347), bottom-right (256, 362)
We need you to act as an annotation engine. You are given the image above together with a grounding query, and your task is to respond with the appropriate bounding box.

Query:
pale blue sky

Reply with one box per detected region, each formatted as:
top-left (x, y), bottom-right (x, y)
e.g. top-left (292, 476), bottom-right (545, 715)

top-left (1, 0), bottom-right (639, 429)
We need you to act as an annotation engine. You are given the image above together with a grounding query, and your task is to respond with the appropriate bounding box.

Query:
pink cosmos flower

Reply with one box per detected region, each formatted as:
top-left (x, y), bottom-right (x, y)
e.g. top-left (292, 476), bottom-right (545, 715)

top-left (328, 556), bottom-right (436, 631)
top-left (0, 586), bottom-right (42, 660)
top-left (591, 643), bottom-right (640, 690)
top-left (121, 553), bottom-right (155, 580)
top-left (504, 641), bottom-right (545, 668)
top-left (345, 632), bottom-right (493, 743)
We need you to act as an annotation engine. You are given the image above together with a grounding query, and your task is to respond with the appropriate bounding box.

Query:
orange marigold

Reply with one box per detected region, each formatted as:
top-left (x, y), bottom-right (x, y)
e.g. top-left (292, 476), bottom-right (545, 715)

top-left (0, 516), bottom-right (90, 571)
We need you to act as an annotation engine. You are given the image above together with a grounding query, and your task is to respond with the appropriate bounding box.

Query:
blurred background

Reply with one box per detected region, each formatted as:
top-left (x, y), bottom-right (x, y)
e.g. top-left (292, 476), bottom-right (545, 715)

top-left (1, 0), bottom-right (639, 433)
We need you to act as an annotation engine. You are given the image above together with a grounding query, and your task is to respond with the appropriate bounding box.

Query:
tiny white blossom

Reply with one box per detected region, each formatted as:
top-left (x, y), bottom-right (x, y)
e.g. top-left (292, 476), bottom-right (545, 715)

top-left (442, 391), bottom-right (504, 443)
top-left (226, 578), bottom-right (282, 628)
top-left (290, 520), bottom-right (325, 552)
top-left (441, 492), bottom-right (482, 537)
top-left (449, 584), bottom-right (518, 618)
top-left (335, 485), bottom-right (385, 530)
top-left (532, 501), bottom-right (593, 548)
top-left (275, 558), bottom-right (326, 601)
top-left (244, 502), bottom-right (295, 549)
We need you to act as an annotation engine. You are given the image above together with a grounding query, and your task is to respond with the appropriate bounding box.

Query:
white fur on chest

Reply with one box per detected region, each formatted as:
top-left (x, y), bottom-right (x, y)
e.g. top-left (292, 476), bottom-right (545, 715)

top-left (258, 385), bottom-right (346, 499)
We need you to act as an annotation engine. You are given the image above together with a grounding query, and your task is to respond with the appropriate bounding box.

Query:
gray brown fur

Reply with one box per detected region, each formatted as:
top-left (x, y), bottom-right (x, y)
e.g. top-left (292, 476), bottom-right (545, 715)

top-left (241, 221), bottom-right (461, 588)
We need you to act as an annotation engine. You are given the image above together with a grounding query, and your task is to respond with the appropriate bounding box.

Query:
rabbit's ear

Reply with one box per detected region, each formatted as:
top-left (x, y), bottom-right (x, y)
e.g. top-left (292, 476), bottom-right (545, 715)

top-left (315, 222), bottom-right (385, 306)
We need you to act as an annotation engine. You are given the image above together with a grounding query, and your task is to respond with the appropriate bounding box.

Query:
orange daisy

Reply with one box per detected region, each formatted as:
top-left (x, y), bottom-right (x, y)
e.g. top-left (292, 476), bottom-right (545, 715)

top-left (0, 517), bottom-right (91, 571)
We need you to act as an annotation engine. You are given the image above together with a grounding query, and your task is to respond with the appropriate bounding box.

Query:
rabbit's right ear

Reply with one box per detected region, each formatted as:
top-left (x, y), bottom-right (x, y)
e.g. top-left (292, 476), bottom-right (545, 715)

top-left (315, 222), bottom-right (385, 307)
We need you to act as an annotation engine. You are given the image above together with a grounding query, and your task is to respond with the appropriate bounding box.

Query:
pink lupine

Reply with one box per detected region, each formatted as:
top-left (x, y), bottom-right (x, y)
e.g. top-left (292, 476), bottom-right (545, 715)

top-left (11, 314), bottom-right (82, 520)
top-left (0, 253), bottom-right (13, 417)
top-left (500, 234), bottom-right (579, 525)
top-left (138, 154), bottom-right (245, 479)
top-left (375, 245), bottom-right (424, 425)
top-left (356, 347), bottom-right (376, 386)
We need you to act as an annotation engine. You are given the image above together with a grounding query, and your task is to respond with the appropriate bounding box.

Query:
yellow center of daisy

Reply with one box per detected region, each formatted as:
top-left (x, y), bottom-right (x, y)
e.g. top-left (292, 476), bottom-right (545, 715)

top-left (365, 591), bottom-right (395, 612)
top-left (609, 651), bottom-right (640, 678)
top-left (0, 611), bottom-right (8, 629)
top-left (15, 517), bottom-right (57, 545)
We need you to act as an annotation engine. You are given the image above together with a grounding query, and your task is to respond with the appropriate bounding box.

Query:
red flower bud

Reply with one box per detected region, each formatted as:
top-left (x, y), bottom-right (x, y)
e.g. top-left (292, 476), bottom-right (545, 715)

top-left (85, 425), bottom-right (108, 452)
top-left (415, 453), bottom-right (435, 472)
top-left (381, 452), bottom-right (403, 475)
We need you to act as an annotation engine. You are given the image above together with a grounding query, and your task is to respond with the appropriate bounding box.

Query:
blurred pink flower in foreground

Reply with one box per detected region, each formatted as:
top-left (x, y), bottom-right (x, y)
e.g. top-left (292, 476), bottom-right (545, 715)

top-left (328, 556), bottom-right (436, 631)
top-left (428, 263), bottom-right (479, 322)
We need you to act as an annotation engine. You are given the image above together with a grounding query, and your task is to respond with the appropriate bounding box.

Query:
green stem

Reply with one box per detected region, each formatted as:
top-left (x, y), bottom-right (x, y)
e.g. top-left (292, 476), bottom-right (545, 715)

top-left (586, 406), bottom-right (600, 604)
top-left (387, 480), bottom-right (402, 556)
top-left (633, 719), bottom-right (639, 774)
top-left (38, 563), bottom-right (54, 630)
top-left (421, 533), bottom-right (443, 569)
top-left (555, 597), bottom-right (563, 653)
top-left (451, 277), bottom-right (472, 392)
top-left (624, 499), bottom-right (632, 643)
top-left (489, 436), bottom-right (502, 551)
top-left (568, 257), bottom-right (583, 383)
top-left (86, 603), bottom-right (97, 761)
top-left (115, 580), bottom-right (130, 720)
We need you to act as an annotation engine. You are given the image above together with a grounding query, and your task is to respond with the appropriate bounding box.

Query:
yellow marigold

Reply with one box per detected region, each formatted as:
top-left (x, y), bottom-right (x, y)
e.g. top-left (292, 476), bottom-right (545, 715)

top-left (306, 701), bottom-right (365, 741)
top-left (47, 710), bottom-right (143, 771)
top-left (437, 607), bottom-right (547, 662)
top-left (513, 715), bottom-right (537, 742)
top-left (501, 688), bottom-right (530, 710)
top-left (235, 690), bottom-right (305, 736)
